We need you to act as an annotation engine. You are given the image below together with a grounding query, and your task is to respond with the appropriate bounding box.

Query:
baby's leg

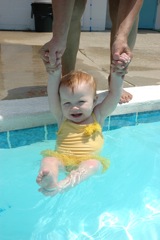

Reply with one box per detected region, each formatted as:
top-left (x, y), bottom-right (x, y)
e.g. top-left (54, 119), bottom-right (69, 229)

top-left (57, 159), bottom-right (102, 192)
top-left (36, 157), bottom-right (63, 193)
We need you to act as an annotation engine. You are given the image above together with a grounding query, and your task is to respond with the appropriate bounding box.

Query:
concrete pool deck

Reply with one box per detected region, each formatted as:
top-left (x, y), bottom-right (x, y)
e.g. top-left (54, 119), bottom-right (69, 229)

top-left (1, 85), bottom-right (160, 132)
top-left (0, 30), bottom-right (160, 131)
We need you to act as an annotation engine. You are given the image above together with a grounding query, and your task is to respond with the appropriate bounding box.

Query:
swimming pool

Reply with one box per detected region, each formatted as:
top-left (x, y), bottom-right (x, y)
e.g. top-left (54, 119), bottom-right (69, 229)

top-left (0, 111), bottom-right (160, 240)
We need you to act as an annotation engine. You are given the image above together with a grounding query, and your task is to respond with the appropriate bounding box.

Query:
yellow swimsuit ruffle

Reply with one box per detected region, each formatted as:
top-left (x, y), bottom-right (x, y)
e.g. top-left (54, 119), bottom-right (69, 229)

top-left (42, 115), bottom-right (110, 173)
top-left (83, 122), bottom-right (102, 136)
top-left (41, 149), bottom-right (110, 173)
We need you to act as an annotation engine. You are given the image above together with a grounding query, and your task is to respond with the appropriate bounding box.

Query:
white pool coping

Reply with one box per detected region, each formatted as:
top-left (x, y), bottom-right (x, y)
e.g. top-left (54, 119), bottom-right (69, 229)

top-left (0, 85), bottom-right (160, 132)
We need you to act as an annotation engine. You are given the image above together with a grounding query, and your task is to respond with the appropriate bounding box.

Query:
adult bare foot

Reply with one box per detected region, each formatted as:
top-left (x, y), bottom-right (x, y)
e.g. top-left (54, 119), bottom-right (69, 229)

top-left (119, 89), bottom-right (133, 104)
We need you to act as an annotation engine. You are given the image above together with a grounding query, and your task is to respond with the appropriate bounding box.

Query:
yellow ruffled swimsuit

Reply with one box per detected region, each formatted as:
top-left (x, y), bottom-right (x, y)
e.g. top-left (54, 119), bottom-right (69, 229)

top-left (42, 114), bottom-right (110, 172)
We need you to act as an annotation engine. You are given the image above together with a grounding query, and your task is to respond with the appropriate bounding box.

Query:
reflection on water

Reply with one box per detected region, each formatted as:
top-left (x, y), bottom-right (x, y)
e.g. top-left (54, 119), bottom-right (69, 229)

top-left (0, 44), bottom-right (47, 100)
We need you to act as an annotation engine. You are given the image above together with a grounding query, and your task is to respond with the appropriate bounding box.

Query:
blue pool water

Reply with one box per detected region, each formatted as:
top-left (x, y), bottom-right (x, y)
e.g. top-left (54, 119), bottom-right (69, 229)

top-left (0, 112), bottom-right (160, 240)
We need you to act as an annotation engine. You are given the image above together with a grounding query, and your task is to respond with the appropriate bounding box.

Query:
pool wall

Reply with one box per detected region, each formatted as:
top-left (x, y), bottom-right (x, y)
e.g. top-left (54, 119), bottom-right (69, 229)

top-left (0, 85), bottom-right (160, 132)
top-left (0, 85), bottom-right (160, 149)
top-left (1, 109), bottom-right (160, 149)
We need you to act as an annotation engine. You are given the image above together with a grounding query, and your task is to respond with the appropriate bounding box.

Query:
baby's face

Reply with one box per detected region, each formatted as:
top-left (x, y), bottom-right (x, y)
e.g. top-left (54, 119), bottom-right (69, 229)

top-left (59, 83), bottom-right (96, 123)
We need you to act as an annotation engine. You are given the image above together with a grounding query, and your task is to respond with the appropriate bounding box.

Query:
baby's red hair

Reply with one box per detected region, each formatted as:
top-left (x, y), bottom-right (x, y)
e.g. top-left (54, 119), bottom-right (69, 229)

top-left (59, 70), bottom-right (97, 95)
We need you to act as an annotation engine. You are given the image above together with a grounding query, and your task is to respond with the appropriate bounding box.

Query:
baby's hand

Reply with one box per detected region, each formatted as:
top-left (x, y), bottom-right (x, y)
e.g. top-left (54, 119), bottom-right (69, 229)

top-left (111, 53), bottom-right (131, 76)
top-left (40, 49), bottom-right (62, 74)
top-left (46, 62), bottom-right (62, 74)
top-left (45, 54), bottom-right (61, 74)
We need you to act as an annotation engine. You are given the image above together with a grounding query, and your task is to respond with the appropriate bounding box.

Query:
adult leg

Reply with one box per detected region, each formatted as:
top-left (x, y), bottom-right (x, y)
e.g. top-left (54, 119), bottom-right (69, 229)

top-left (128, 15), bottom-right (139, 52)
top-left (62, 0), bottom-right (87, 75)
top-left (108, 0), bottom-right (139, 103)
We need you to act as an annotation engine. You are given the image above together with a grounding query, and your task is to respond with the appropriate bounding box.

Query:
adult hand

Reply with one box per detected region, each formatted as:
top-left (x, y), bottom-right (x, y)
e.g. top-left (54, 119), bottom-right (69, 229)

top-left (39, 37), bottom-right (66, 72)
top-left (111, 53), bottom-right (130, 77)
top-left (112, 38), bottom-right (132, 70)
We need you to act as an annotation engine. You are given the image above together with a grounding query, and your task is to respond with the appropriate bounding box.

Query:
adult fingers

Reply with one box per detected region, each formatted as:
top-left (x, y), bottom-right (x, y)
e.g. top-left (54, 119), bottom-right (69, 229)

top-left (112, 58), bottom-right (131, 69)
top-left (39, 45), bottom-right (50, 63)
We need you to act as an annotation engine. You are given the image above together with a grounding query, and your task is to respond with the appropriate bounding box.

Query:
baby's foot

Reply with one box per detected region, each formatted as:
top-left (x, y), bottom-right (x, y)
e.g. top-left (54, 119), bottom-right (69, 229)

top-left (57, 169), bottom-right (86, 192)
top-left (57, 178), bottom-right (72, 193)
top-left (38, 186), bottom-right (59, 197)
top-left (36, 169), bottom-right (56, 190)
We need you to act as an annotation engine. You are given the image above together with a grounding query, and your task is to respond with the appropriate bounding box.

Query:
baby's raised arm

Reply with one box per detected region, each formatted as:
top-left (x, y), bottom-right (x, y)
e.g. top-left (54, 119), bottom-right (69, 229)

top-left (94, 53), bottom-right (130, 125)
top-left (47, 68), bottom-right (62, 124)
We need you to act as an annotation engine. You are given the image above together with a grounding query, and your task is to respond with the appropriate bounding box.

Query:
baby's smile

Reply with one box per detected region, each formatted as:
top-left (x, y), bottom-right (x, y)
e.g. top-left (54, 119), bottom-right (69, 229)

top-left (71, 113), bottom-right (82, 118)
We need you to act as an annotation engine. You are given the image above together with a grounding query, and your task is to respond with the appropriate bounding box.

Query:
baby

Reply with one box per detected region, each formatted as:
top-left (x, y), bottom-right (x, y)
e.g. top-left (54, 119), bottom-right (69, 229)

top-left (36, 53), bottom-right (130, 196)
